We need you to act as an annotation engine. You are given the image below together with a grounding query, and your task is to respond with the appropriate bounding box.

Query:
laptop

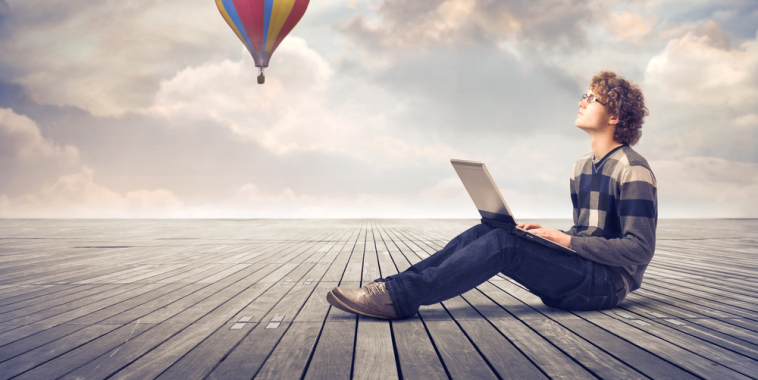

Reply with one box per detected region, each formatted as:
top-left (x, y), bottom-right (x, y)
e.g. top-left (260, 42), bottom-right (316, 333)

top-left (451, 159), bottom-right (576, 255)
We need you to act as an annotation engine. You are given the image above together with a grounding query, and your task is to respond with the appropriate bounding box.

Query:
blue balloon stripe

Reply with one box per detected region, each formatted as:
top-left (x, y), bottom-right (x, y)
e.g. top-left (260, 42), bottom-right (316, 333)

top-left (221, 0), bottom-right (256, 53)
top-left (262, 0), bottom-right (274, 52)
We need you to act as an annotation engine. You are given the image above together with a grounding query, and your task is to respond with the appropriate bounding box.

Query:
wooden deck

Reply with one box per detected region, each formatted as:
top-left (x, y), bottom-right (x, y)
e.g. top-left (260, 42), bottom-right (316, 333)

top-left (0, 219), bottom-right (757, 380)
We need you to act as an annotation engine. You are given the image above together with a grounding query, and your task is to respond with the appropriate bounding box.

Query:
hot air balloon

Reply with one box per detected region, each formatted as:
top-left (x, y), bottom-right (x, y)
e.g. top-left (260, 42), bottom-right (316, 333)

top-left (216, 0), bottom-right (310, 84)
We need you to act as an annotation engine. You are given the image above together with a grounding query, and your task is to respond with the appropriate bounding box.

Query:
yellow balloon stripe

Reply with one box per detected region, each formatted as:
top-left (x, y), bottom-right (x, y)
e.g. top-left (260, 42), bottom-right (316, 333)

top-left (216, 0), bottom-right (252, 54)
top-left (265, 0), bottom-right (297, 52)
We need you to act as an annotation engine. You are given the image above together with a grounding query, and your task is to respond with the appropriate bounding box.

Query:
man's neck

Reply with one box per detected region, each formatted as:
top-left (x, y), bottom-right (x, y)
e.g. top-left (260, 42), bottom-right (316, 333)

top-left (590, 135), bottom-right (621, 160)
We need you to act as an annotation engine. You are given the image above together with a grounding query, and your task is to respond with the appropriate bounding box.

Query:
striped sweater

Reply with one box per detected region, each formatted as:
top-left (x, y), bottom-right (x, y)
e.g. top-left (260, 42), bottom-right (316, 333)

top-left (565, 145), bottom-right (658, 291)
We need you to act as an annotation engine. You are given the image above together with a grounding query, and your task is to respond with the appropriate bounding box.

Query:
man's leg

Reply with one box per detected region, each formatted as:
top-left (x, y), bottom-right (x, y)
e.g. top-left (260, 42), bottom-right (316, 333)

top-left (329, 225), bottom-right (618, 319)
top-left (326, 223), bottom-right (495, 318)
top-left (383, 224), bottom-right (516, 318)
top-left (400, 223), bottom-right (495, 276)
top-left (383, 227), bottom-right (617, 318)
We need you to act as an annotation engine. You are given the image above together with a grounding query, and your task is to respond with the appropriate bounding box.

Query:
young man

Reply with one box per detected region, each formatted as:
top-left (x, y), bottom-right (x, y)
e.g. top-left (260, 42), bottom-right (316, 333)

top-left (327, 71), bottom-right (657, 319)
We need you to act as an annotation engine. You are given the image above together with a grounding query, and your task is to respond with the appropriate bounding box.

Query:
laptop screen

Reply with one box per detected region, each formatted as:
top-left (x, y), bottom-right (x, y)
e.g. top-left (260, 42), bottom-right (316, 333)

top-left (451, 159), bottom-right (516, 224)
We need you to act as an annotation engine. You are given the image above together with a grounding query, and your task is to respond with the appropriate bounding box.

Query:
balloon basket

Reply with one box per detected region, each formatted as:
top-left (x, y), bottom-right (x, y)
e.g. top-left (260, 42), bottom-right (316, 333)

top-left (257, 67), bottom-right (265, 84)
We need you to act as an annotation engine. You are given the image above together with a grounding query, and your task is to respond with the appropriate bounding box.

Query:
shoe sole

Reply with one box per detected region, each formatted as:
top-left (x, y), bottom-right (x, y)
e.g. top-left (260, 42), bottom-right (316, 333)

top-left (326, 290), bottom-right (396, 320)
top-left (325, 290), bottom-right (352, 313)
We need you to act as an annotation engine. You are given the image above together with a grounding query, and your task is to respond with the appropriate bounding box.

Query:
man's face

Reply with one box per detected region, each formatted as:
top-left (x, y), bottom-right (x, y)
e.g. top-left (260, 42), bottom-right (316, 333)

top-left (575, 88), bottom-right (616, 134)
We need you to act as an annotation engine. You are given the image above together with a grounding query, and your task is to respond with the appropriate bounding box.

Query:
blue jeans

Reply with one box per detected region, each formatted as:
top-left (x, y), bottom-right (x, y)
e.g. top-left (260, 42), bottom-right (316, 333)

top-left (381, 223), bottom-right (619, 319)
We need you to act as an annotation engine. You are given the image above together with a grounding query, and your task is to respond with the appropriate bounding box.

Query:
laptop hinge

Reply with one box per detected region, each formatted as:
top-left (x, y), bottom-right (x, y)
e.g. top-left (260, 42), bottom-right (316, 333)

top-left (480, 217), bottom-right (516, 233)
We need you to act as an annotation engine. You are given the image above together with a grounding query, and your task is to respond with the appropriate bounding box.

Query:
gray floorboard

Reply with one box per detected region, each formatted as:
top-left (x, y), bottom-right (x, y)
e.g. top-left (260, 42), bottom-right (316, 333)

top-left (0, 218), bottom-right (756, 379)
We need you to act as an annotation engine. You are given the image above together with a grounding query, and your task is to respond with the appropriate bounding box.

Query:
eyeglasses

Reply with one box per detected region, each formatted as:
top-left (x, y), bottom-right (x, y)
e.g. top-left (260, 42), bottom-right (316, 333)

top-left (581, 93), bottom-right (605, 105)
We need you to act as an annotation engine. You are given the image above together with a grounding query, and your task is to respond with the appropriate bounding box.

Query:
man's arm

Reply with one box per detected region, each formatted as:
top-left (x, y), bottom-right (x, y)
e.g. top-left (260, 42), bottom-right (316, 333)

top-left (569, 166), bottom-right (657, 267)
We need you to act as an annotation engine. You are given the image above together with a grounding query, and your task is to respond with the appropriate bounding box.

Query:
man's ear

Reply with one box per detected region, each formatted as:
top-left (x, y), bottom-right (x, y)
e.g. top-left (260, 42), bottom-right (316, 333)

top-left (609, 114), bottom-right (620, 125)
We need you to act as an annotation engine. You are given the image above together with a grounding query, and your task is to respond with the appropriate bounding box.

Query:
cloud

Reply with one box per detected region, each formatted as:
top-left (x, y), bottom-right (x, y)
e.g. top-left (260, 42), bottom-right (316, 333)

top-left (0, 107), bottom-right (79, 163)
top-left (148, 37), bottom-right (465, 166)
top-left (0, 0), bottom-right (238, 116)
top-left (608, 11), bottom-right (656, 43)
top-left (0, 1), bottom-right (8, 38)
top-left (340, 0), bottom-right (596, 55)
top-left (220, 182), bottom-right (406, 218)
top-left (645, 31), bottom-right (758, 108)
top-left (734, 113), bottom-right (758, 129)
top-left (420, 176), bottom-right (467, 201)
top-left (149, 37), bottom-right (332, 132)
top-left (643, 29), bottom-right (758, 161)
top-left (233, 183), bottom-right (313, 205)
top-left (0, 167), bottom-right (184, 218)
top-left (652, 157), bottom-right (758, 217)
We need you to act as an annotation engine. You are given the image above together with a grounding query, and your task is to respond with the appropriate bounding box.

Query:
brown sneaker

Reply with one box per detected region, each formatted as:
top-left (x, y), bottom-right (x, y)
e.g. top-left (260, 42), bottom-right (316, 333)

top-left (326, 282), bottom-right (398, 319)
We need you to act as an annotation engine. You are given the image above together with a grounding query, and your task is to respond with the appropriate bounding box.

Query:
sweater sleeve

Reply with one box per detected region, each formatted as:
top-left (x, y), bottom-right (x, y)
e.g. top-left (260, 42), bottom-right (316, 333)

top-left (569, 165), bottom-right (657, 267)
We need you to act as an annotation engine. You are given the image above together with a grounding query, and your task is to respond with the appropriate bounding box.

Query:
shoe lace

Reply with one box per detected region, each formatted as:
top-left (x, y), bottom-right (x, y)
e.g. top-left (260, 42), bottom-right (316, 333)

top-left (364, 282), bottom-right (387, 296)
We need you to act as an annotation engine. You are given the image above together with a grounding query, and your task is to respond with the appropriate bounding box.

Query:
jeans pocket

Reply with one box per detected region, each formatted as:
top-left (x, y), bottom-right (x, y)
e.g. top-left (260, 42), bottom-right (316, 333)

top-left (559, 293), bottom-right (608, 311)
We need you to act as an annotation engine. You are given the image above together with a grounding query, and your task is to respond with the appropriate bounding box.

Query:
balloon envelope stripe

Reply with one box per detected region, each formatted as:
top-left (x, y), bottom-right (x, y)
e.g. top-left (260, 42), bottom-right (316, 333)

top-left (265, 0), bottom-right (282, 52)
top-left (217, 0), bottom-right (256, 53)
top-left (262, 0), bottom-right (275, 52)
top-left (270, 0), bottom-right (308, 53)
top-left (231, 0), bottom-right (258, 52)
top-left (249, 0), bottom-right (266, 52)
top-left (265, 0), bottom-right (296, 52)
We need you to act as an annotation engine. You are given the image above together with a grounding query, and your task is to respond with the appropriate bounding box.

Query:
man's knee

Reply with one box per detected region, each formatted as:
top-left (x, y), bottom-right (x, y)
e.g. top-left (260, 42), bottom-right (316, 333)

top-left (471, 222), bottom-right (494, 234)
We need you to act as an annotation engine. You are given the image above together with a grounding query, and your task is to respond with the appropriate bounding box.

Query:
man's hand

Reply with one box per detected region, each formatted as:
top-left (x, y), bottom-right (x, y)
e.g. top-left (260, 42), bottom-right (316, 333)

top-left (517, 223), bottom-right (542, 230)
top-left (517, 223), bottom-right (572, 248)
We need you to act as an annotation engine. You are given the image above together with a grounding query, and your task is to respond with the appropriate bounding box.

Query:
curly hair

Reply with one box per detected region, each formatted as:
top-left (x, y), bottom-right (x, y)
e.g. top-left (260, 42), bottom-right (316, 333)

top-left (589, 71), bottom-right (649, 146)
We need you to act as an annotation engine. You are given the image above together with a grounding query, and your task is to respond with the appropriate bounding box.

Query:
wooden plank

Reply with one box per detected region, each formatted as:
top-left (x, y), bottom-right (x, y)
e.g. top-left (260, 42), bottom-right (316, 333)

top-left (690, 318), bottom-right (758, 346)
top-left (303, 321), bottom-right (355, 380)
top-left (205, 322), bottom-right (290, 380)
top-left (98, 283), bottom-right (206, 325)
top-left (136, 264), bottom-right (274, 324)
top-left (0, 324), bottom-right (116, 380)
top-left (468, 283), bottom-right (595, 379)
top-left (390, 316), bottom-right (448, 380)
top-left (361, 225), bottom-right (381, 283)
top-left (294, 282), bottom-right (334, 323)
top-left (160, 280), bottom-right (317, 380)
top-left (0, 284), bottom-right (61, 301)
top-left (0, 324), bottom-right (81, 362)
top-left (0, 284), bottom-right (146, 329)
top-left (155, 238), bottom-right (336, 379)
top-left (58, 323), bottom-right (185, 380)
top-left (0, 284), bottom-right (117, 323)
top-left (0, 283), bottom-right (182, 360)
top-left (0, 284), bottom-right (96, 311)
top-left (441, 295), bottom-right (548, 379)
top-left (489, 281), bottom-right (701, 379)
top-left (253, 322), bottom-right (323, 380)
top-left (484, 280), bottom-right (652, 379)
top-left (353, 316), bottom-right (399, 380)
top-left (64, 283), bottom-right (187, 325)
top-left (582, 312), bottom-right (753, 380)
top-left (598, 309), bottom-right (758, 377)
top-left (418, 303), bottom-right (499, 380)
top-left (11, 322), bottom-right (155, 380)
top-left (107, 262), bottom-right (283, 379)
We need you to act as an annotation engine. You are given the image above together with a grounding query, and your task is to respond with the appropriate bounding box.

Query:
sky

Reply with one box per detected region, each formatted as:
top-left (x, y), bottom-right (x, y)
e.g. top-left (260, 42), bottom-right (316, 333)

top-left (0, 0), bottom-right (757, 219)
